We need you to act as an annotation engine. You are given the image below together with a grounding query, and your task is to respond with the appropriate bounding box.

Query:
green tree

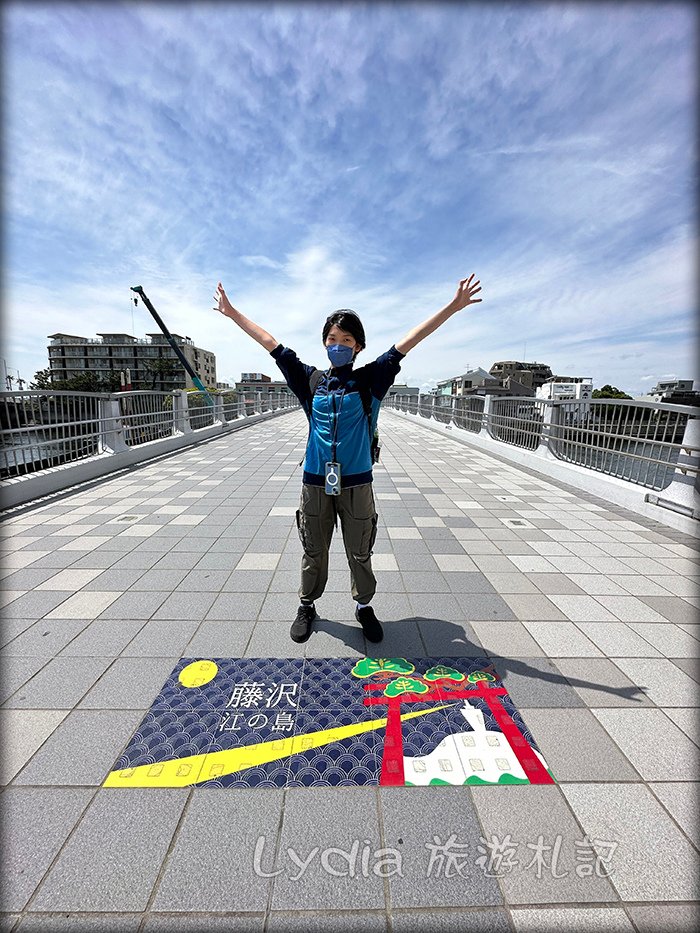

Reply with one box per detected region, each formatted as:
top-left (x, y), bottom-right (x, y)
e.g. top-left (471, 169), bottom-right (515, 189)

top-left (142, 357), bottom-right (183, 390)
top-left (29, 369), bottom-right (121, 392)
top-left (592, 384), bottom-right (632, 399)
top-left (30, 368), bottom-right (54, 389)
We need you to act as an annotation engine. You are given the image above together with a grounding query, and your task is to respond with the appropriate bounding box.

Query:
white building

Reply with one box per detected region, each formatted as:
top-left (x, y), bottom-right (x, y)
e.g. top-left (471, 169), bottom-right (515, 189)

top-left (536, 376), bottom-right (593, 401)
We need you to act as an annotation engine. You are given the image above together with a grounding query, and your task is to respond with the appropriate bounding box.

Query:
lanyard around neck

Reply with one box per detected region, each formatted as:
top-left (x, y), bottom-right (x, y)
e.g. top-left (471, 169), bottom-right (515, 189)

top-left (330, 386), bottom-right (345, 462)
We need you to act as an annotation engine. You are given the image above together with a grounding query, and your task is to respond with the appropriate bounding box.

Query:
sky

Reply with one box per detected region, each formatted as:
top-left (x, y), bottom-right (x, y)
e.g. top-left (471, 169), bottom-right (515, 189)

top-left (2, 1), bottom-right (697, 395)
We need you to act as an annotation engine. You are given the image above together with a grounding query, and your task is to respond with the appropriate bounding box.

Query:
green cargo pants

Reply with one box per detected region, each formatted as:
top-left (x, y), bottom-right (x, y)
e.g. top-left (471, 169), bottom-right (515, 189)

top-left (295, 482), bottom-right (379, 606)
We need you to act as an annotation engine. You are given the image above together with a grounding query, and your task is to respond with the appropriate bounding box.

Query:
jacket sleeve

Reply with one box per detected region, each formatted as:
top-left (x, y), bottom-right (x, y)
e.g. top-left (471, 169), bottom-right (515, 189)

top-left (269, 344), bottom-right (317, 415)
top-left (367, 345), bottom-right (406, 401)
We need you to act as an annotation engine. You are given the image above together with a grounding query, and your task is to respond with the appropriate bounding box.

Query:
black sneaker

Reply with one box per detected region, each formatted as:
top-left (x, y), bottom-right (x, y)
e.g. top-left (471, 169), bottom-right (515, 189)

top-left (290, 603), bottom-right (317, 643)
top-left (355, 605), bottom-right (383, 643)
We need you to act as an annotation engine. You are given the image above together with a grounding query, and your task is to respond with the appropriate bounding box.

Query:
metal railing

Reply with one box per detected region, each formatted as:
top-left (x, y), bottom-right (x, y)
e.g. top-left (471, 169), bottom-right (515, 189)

top-left (384, 393), bottom-right (699, 492)
top-left (0, 389), bottom-right (297, 480)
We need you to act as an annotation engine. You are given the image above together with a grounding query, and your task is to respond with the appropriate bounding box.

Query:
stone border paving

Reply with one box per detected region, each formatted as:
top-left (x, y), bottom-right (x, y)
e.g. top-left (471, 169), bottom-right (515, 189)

top-left (1, 410), bottom-right (699, 931)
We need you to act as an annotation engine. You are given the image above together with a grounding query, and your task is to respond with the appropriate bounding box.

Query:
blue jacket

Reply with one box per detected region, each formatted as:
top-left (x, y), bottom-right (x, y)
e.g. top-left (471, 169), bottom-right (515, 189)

top-left (270, 343), bottom-right (405, 487)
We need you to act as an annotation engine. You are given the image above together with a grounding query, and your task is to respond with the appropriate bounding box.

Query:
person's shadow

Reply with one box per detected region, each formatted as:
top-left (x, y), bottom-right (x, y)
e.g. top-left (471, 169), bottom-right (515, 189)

top-left (310, 614), bottom-right (648, 704)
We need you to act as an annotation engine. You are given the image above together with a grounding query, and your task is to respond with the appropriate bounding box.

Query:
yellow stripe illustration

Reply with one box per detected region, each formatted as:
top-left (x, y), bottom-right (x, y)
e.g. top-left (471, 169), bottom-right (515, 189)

top-left (103, 704), bottom-right (452, 788)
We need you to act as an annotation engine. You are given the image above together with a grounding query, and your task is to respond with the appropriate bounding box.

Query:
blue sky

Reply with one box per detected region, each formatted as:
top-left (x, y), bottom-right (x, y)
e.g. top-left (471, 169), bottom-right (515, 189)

top-left (3, 1), bottom-right (696, 394)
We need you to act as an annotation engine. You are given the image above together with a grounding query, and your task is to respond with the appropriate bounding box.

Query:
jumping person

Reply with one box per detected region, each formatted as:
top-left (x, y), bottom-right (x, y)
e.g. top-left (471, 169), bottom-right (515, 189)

top-left (213, 275), bottom-right (482, 643)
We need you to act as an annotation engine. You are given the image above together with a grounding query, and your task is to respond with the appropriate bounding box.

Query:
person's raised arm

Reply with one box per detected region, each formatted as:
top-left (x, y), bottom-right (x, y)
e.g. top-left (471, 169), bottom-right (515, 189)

top-left (213, 282), bottom-right (279, 352)
top-left (394, 274), bottom-right (482, 356)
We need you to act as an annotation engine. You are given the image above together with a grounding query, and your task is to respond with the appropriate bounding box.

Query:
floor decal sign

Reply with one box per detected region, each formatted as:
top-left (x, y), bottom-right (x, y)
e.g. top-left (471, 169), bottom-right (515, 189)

top-left (104, 657), bottom-right (555, 788)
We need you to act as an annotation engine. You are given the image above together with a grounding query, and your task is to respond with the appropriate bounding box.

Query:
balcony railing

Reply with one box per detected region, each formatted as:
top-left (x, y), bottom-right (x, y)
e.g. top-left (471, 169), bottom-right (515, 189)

top-left (385, 394), bottom-right (699, 493)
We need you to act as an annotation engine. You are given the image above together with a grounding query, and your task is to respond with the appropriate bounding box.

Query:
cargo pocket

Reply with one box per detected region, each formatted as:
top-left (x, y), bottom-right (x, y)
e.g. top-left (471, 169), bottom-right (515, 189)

top-left (296, 486), bottom-right (322, 555)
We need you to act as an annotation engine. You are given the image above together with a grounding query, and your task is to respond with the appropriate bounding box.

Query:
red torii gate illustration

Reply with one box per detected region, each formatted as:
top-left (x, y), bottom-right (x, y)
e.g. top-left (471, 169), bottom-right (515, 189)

top-left (362, 671), bottom-right (554, 787)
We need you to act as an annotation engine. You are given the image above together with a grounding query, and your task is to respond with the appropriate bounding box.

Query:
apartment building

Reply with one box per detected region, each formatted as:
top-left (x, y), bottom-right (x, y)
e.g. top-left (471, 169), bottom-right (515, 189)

top-left (47, 332), bottom-right (216, 390)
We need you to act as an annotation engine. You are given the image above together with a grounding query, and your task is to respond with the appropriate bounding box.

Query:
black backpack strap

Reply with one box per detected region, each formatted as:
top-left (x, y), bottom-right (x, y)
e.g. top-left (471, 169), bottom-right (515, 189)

top-left (308, 369), bottom-right (325, 415)
top-left (299, 369), bottom-right (326, 466)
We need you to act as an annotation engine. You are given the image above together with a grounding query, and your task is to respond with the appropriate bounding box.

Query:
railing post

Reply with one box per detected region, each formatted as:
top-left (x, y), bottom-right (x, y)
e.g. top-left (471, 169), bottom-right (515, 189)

top-left (99, 396), bottom-right (127, 454)
top-left (173, 390), bottom-right (192, 435)
top-left (540, 400), bottom-right (558, 457)
top-left (645, 416), bottom-right (700, 520)
top-left (482, 394), bottom-right (493, 435)
top-left (212, 392), bottom-right (225, 424)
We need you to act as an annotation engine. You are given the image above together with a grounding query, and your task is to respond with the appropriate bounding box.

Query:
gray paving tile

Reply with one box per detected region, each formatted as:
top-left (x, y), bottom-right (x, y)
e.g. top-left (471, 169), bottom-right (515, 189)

top-left (269, 788), bottom-right (385, 910)
top-left (527, 573), bottom-right (587, 595)
top-left (98, 591), bottom-right (170, 619)
top-left (592, 708), bottom-right (699, 780)
top-left (453, 593), bottom-right (517, 621)
top-left (510, 907), bottom-right (634, 932)
top-left (184, 620), bottom-right (255, 656)
top-left (391, 909), bottom-right (511, 932)
top-left (626, 622), bottom-right (700, 658)
top-left (1, 568), bottom-right (65, 590)
top-left (129, 568), bottom-right (191, 590)
top-left (487, 657), bottom-right (586, 708)
top-left (521, 621), bottom-right (603, 657)
top-left (574, 622), bottom-right (663, 657)
top-left (0, 657), bottom-right (47, 703)
top-left (78, 657), bottom-right (178, 709)
top-left (407, 594), bottom-right (464, 620)
top-left (17, 914), bottom-right (143, 932)
top-left (56, 618), bottom-right (145, 657)
top-left (626, 904), bottom-right (700, 932)
top-left (638, 596), bottom-right (699, 624)
top-left (470, 784), bottom-right (616, 904)
top-left (266, 911), bottom-right (386, 932)
top-left (0, 787), bottom-right (95, 911)
top-left (240, 620), bottom-right (304, 658)
top-left (361, 593), bottom-right (412, 623)
top-left (380, 787), bottom-right (502, 908)
top-left (0, 618), bottom-right (37, 649)
top-left (561, 783), bottom-right (700, 901)
top-left (364, 620), bottom-right (424, 657)
top-left (671, 656), bottom-right (700, 683)
top-left (520, 708), bottom-right (641, 781)
top-left (81, 568), bottom-right (148, 590)
top-left (153, 789), bottom-right (282, 911)
top-left (417, 619), bottom-right (483, 656)
top-left (12, 710), bottom-right (145, 786)
top-left (471, 622), bottom-right (546, 658)
top-left (648, 781), bottom-right (700, 847)
top-left (302, 617), bottom-right (368, 657)
top-left (661, 707), bottom-right (700, 746)
top-left (3, 657), bottom-right (114, 709)
top-left (0, 709), bottom-right (69, 784)
top-left (444, 572), bottom-right (498, 594)
top-left (502, 594), bottom-right (568, 620)
top-left (2, 619), bottom-right (89, 657)
top-left (142, 916), bottom-right (263, 933)
top-left (119, 619), bottom-right (199, 656)
top-left (1, 591), bottom-right (71, 619)
top-left (206, 592), bottom-right (266, 621)
top-left (152, 591), bottom-right (217, 621)
top-left (610, 657), bottom-right (699, 706)
top-left (0, 915), bottom-right (20, 933)
top-left (31, 789), bottom-right (188, 911)
top-left (551, 658), bottom-right (654, 707)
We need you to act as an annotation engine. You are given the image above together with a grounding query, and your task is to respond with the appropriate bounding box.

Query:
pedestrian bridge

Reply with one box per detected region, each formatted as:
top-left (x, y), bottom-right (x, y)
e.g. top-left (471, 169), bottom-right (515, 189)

top-left (1, 403), bottom-right (698, 930)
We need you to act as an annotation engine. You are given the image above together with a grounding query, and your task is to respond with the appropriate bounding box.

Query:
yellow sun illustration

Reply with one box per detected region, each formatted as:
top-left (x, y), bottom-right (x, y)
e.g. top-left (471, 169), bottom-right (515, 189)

top-left (178, 660), bottom-right (218, 688)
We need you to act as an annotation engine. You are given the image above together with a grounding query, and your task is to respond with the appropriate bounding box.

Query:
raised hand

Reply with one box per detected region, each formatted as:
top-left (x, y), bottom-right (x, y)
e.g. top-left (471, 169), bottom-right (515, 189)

top-left (213, 282), bottom-right (237, 319)
top-left (450, 274), bottom-right (482, 312)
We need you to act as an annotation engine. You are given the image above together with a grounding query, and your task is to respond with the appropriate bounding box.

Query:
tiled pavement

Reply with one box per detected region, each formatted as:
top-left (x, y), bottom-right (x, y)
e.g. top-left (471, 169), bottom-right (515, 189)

top-left (1, 408), bottom-right (699, 932)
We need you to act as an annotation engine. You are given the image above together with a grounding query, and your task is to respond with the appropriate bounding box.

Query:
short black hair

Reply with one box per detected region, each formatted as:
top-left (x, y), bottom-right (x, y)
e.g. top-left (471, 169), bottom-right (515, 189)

top-left (322, 310), bottom-right (366, 353)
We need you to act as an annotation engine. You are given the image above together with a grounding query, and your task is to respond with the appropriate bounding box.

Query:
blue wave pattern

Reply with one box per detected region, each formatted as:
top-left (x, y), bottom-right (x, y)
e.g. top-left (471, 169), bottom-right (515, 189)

top-left (108, 655), bottom-right (545, 787)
